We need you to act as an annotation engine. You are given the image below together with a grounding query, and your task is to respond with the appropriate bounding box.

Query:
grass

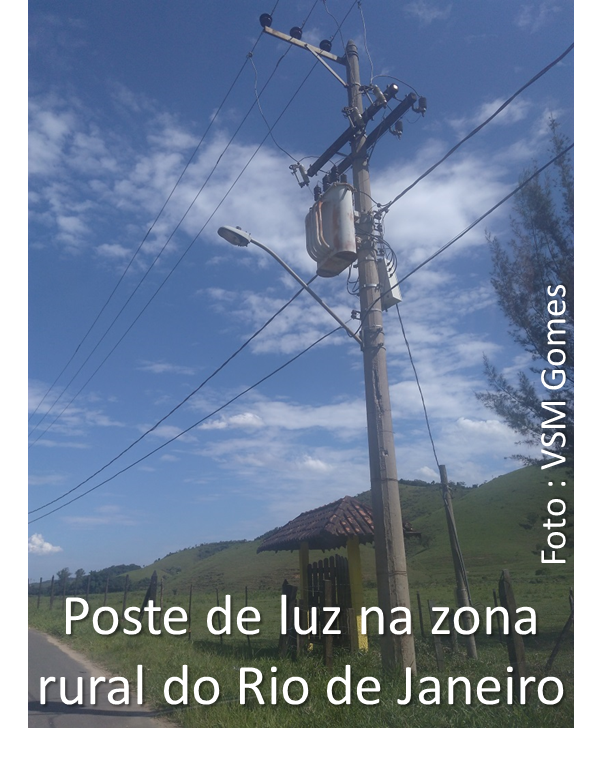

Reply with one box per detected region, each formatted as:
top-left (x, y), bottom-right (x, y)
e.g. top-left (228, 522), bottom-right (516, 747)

top-left (29, 465), bottom-right (573, 727)
top-left (29, 578), bottom-right (573, 728)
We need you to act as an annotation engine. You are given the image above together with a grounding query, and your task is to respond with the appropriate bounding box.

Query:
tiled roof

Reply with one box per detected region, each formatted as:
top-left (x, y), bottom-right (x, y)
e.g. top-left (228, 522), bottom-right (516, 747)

top-left (257, 495), bottom-right (419, 552)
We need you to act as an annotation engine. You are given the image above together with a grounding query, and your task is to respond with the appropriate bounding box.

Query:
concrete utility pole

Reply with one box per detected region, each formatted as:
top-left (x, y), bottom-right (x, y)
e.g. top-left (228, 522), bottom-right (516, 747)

top-left (257, 18), bottom-right (422, 673)
top-left (345, 40), bottom-right (416, 673)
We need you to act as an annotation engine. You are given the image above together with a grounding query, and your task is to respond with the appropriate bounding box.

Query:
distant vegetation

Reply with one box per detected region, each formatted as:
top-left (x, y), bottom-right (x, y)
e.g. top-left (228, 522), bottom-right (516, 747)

top-left (30, 466), bottom-right (573, 600)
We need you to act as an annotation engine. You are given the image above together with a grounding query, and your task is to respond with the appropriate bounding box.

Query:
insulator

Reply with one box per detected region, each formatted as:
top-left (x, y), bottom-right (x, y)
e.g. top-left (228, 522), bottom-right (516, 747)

top-left (340, 174), bottom-right (348, 184)
top-left (386, 83), bottom-right (399, 98)
top-left (322, 174), bottom-right (330, 191)
top-left (418, 96), bottom-right (427, 113)
top-left (319, 39), bottom-right (332, 52)
top-left (395, 119), bottom-right (403, 136)
top-left (314, 185), bottom-right (322, 201)
top-left (290, 26), bottom-right (303, 39)
top-left (259, 13), bottom-right (272, 28)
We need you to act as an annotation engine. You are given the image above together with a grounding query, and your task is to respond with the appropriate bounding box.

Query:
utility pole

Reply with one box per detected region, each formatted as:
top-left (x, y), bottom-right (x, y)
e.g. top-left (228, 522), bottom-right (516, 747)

top-left (345, 40), bottom-right (415, 673)
top-left (439, 464), bottom-right (477, 659)
top-left (258, 17), bottom-right (424, 673)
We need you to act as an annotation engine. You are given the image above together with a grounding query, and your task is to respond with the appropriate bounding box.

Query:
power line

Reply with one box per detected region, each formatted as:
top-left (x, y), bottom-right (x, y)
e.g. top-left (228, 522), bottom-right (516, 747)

top-left (29, 277), bottom-right (316, 515)
top-left (322, 0), bottom-right (346, 49)
top-left (360, 143), bottom-right (574, 325)
top-left (395, 305), bottom-right (472, 605)
top-left (29, 324), bottom-right (343, 525)
top-left (30, 0), bottom-right (358, 442)
top-left (28, 20), bottom-right (277, 427)
top-left (395, 303), bottom-right (440, 471)
top-left (357, 1), bottom-right (374, 83)
top-left (378, 42), bottom-right (573, 214)
top-left (30, 39), bottom-right (319, 446)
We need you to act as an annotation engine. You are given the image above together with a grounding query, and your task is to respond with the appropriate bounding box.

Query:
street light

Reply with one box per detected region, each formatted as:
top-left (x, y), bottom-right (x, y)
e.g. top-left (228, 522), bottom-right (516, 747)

top-left (217, 226), bottom-right (361, 345)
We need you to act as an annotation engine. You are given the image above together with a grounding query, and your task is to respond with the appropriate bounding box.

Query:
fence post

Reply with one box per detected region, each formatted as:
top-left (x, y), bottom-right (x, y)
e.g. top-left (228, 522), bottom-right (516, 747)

top-left (498, 570), bottom-right (528, 700)
top-left (427, 600), bottom-right (444, 671)
top-left (188, 583), bottom-right (193, 643)
top-left (121, 574), bottom-right (130, 618)
top-left (449, 609), bottom-right (459, 653)
top-left (245, 586), bottom-right (252, 656)
top-left (215, 588), bottom-right (223, 647)
top-left (49, 575), bottom-right (55, 610)
top-left (493, 589), bottom-right (503, 643)
top-left (545, 589), bottom-right (574, 671)
top-left (323, 579), bottom-right (334, 671)
top-left (279, 580), bottom-right (298, 658)
top-left (158, 578), bottom-right (164, 632)
top-left (37, 577), bottom-right (42, 609)
top-left (417, 591), bottom-right (425, 638)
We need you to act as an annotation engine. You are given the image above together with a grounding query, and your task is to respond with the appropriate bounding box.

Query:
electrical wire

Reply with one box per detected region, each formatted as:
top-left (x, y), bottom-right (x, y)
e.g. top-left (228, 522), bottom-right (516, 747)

top-left (249, 55), bottom-right (300, 163)
top-left (300, 0), bottom-right (321, 28)
top-left (28, 11), bottom-right (282, 427)
top-left (378, 42), bottom-right (574, 214)
top-left (322, 0), bottom-right (346, 49)
top-left (30, 0), bottom-right (356, 447)
top-left (357, 1), bottom-right (374, 83)
top-left (29, 277), bottom-right (317, 515)
top-left (358, 143), bottom-right (574, 339)
top-left (395, 305), bottom-right (471, 603)
top-left (395, 304), bottom-right (439, 471)
top-left (328, 0), bottom-right (358, 43)
top-left (29, 324), bottom-right (344, 525)
top-left (30, 41), bottom-right (320, 447)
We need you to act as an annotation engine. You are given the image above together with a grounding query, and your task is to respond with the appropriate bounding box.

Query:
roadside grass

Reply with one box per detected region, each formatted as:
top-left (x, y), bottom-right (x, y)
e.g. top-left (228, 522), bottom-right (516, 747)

top-left (29, 580), bottom-right (573, 728)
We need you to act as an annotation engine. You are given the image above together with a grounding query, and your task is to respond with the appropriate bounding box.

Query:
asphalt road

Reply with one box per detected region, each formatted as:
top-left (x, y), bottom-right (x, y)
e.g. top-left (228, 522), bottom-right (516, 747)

top-left (28, 629), bottom-right (172, 728)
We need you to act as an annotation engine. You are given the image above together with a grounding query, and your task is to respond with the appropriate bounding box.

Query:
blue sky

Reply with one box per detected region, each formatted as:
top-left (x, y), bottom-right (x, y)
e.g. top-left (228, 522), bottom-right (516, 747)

top-left (27, 1), bottom-right (574, 580)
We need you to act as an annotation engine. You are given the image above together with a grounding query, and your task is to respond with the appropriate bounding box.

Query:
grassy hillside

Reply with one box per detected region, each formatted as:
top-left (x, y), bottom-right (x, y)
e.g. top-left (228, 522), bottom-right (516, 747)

top-left (120, 465), bottom-right (572, 604)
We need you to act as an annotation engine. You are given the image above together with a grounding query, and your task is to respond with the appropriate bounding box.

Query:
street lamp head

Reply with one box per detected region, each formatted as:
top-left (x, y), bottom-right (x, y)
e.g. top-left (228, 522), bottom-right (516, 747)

top-left (217, 226), bottom-right (252, 247)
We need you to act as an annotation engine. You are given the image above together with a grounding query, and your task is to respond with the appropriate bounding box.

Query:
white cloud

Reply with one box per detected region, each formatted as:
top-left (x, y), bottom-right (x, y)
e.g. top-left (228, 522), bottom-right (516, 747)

top-left (29, 474), bottom-right (65, 486)
top-left (62, 504), bottom-right (137, 527)
top-left (448, 98), bottom-right (532, 138)
top-left (200, 412), bottom-right (264, 430)
top-left (28, 379), bottom-right (125, 443)
top-left (516, 2), bottom-right (562, 33)
top-left (403, 1), bottom-right (452, 25)
top-left (418, 465), bottom-right (439, 481)
top-left (299, 455), bottom-right (333, 473)
top-left (138, 360), bottom-right (196, 376)
top-left (28, 534), bottom-right (62, 555)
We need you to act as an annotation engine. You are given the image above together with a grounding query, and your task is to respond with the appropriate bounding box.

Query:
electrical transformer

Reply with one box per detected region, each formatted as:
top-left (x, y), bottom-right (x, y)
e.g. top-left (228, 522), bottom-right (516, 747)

top-left (305, 183), bottom-right (357, 277)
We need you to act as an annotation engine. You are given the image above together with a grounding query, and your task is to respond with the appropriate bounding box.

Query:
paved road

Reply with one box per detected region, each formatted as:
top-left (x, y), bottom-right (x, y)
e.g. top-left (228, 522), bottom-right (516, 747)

top-left (28, 629), bottom-right (172, 728)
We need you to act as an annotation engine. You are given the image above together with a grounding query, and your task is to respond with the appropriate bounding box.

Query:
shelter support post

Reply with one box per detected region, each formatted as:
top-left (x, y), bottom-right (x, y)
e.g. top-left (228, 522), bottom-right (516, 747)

top-left (347, 536), bottom-right (368, 651)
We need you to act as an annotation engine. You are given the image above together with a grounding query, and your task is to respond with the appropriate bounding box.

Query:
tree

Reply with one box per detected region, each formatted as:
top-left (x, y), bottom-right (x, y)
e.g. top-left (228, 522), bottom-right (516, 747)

top-left (56, 567), bottom-right (71, 591)
top-left (477, 119), bottom-right (573, 464)
top-left (74, 568), bottom-right (86, 591)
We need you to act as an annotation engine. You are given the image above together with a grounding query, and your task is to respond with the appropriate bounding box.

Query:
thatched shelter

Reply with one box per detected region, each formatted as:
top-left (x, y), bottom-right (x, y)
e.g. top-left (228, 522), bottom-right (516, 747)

top-left (257, 495), bottom-right (420, 650)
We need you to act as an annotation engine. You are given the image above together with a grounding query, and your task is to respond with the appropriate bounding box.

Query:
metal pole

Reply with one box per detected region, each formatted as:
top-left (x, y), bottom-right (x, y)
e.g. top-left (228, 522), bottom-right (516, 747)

top-left (346, 39), bottom-right (415, 674)
top-left (249, 237), bottom-right (361, 344)
top-left (439, 464), bottom-right (477, 659)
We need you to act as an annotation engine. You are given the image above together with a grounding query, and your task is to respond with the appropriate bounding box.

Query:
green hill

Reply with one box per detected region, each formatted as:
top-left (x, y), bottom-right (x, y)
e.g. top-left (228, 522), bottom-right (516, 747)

top-left (121, 465), bottom-right (572, 598)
